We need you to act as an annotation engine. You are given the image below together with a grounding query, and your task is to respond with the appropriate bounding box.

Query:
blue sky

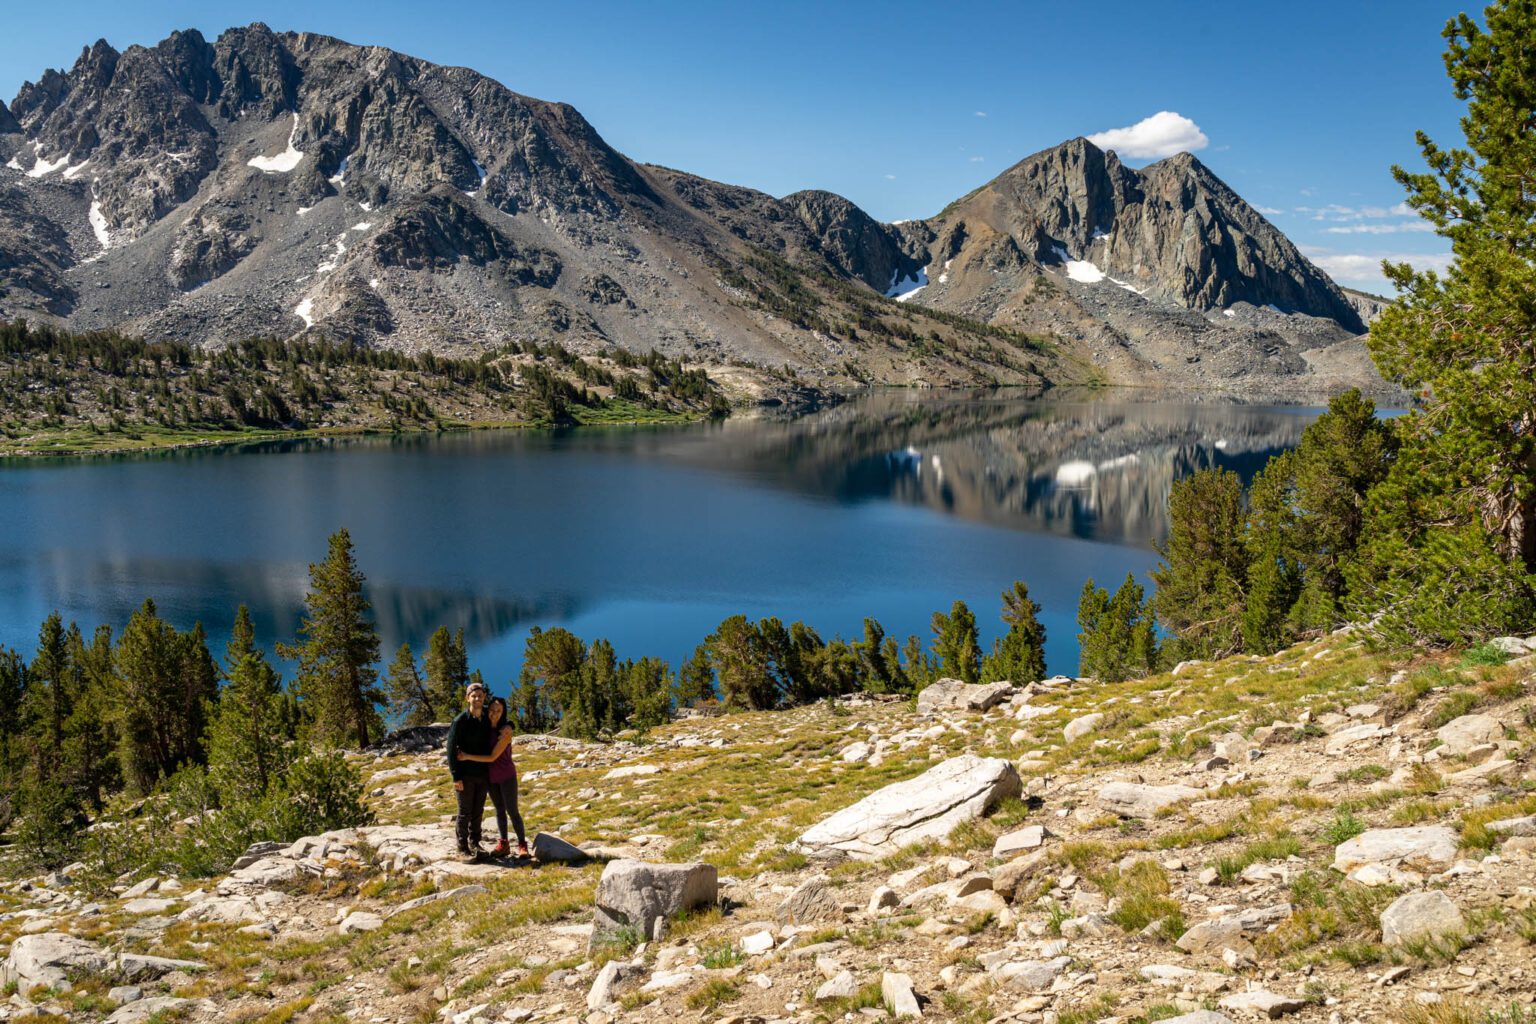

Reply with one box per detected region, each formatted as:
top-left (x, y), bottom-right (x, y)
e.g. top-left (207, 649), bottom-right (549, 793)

top-left (2, 0), bottom-right (1469, 294)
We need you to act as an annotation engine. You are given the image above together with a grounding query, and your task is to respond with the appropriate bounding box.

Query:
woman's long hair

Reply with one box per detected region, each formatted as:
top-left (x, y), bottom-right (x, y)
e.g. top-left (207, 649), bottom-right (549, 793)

top-left (488, 696), bottom-right (508, 729)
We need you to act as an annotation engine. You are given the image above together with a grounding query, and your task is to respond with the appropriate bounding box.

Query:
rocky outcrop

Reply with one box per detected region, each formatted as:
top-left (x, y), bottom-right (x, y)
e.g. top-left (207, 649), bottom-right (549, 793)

top-left (921, 138), bottom-right (1364, 330)
top-left (795, 753), bottom-right (1021, 859)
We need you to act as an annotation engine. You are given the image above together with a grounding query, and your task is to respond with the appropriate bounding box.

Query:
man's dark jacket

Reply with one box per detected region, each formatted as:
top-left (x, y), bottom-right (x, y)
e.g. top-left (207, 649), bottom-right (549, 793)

top-left (446, 709), bottom-right (493, 781)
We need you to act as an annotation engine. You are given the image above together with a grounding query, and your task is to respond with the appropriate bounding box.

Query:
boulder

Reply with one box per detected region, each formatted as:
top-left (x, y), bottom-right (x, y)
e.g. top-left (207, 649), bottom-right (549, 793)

top-left (587, 959), bottom-right (644, 1010)
top-left (338, 911), bottom-right (384, 935)
top-left (1176, 919), bottom-right (1257, 960)
top-left (1159, 1015), bottom-right (1234, 1024)
top-left (995, 957), bottom-right (1069, 992)
top-left (5, 932), bottom-right (112, 992)
top-left (795, 754), bottom-right (1021, 860)
top-left (1488, 815), bottom-right (1536, 838)
top-left (1380, 891), bottom-right (1465, 947)
top-left (1436, 714), bottom-right (1504, 755)
top-left (881, 971), bottom-right (921, 1017)
top-left (916, 679), bottom-right (1013, 714)
top-left (816, 970), bottom-right (859, 1001)
top-left (591, 859), bottom-right (717, 947)
top-left (1064, 713), bottom-right (1104, 743)
top-left (1096, 781), bottom-right (1201, 819)
top-left (106, 997), bottom-right (197, 1024)
top-left (1219, 990), bottom-right (1306, 1018)
top-left (121, 898), bottom-right (178, 915)
top-left (777, 875), bottom-right (843, 924)
top-left (386, 883), bottom-right (488, 919)
top-left (1333, 827), bottom-right (1458, 882)
top-left (993, 826), bottom-right (1048, 859)
top-left (115, 953), bottom-right (205, 982)
top-left (531, 832), bottom-right (589, 863)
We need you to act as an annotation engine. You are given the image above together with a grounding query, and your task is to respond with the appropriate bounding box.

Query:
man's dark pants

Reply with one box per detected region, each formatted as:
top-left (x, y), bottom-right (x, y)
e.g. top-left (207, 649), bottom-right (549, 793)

top-left (455, 776), bottom-right (490, 849)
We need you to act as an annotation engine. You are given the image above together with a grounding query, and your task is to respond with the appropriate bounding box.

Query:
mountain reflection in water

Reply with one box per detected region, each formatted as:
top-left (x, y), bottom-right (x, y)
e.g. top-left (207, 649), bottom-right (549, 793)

top-left (0, 389), bottom-right (1325, 678)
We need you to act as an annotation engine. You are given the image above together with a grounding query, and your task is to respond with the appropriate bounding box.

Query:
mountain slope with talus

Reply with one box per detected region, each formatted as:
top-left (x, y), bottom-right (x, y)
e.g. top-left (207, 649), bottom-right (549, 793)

top-left (0, 25), bottom-right (1388, 396)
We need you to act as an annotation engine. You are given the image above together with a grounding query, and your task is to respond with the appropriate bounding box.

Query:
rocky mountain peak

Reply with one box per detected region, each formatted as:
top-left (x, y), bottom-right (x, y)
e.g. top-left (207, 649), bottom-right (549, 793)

top-left (0, 24), bottom-right (1385, 395)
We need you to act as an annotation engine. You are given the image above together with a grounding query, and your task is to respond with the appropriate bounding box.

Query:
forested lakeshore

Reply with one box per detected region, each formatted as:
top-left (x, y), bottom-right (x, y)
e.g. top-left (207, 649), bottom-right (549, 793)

top-left (1, 0), bottom-right (1535, 919)
top-left (0, 321), bottom-right (732, 455)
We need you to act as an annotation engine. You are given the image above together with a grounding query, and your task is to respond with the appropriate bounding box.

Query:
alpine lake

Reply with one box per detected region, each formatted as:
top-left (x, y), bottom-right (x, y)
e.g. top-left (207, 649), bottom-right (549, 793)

top-left (0, 389), bottom-right (1332, 682)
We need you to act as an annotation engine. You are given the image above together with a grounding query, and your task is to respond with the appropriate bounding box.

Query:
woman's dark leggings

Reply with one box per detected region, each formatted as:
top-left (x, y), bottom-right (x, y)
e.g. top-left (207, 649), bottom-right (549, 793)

top-left (488, 777), bottom-right (527, 845)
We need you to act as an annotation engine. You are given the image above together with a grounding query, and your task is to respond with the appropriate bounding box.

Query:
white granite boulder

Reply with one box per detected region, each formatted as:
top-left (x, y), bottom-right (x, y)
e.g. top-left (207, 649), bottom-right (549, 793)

top-left (1096, 781), bottom-right (1201, 819)
top-left (796, 754), bottom-right (1021, 860)
top-left (1333, 827), bottom-right (1458, 883)
top-left (591, 859), bottom-right (717, 947)
top-left (916, 678), bottom-right (1014, 714)
top-left (1380, 890), bottom-right (1465, 947)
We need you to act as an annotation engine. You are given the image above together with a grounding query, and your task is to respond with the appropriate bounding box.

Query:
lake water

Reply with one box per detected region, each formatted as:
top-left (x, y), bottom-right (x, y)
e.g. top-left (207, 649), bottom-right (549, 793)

top-left (0, 390), bottom-right (1323, 685)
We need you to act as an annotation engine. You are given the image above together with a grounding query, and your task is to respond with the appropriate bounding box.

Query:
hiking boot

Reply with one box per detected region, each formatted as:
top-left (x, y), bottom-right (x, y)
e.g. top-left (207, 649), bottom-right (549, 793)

top-left (515, 841), bottom-right (531, 859)
top-left (491, 839), bottom-right (510, 857)
top-left (461, 845), bottom-right (483, 863)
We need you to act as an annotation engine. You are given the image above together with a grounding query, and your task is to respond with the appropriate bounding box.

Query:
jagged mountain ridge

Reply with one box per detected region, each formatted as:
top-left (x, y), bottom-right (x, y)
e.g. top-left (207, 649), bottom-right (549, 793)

top-left (0, 24), bottom-right (1384, 395)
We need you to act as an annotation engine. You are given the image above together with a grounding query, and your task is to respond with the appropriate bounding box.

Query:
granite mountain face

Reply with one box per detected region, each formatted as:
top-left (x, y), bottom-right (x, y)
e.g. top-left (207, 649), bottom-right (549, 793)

top-left (0, 25), bottom-right (1385, 395)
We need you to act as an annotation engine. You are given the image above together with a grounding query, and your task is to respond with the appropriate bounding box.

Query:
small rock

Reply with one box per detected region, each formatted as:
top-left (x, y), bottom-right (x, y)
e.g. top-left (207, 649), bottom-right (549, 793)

top-left (816, 970), bottom-right (859, 1002)
top-left (1064, 713), bottom-right (1104, 743)
top-left (992, 826), bottom-right (1048, 859)
top-left (881, 970), bottom-right (922, 1017)
top-left (868, 886), bottom-right (899, 913)
top-left (1380, 891), bottom-right (1466, 947)
top-left (338, 911), bottom-right (384, 935)
top-left (1219, 989), bottom-right (1306, 1018)
top-left (741, 930), bottom-right (775, 955)
top-left (1096, 781), bottom-right (1201, 819)
top-left (778, 875), bottom-right (843, 924)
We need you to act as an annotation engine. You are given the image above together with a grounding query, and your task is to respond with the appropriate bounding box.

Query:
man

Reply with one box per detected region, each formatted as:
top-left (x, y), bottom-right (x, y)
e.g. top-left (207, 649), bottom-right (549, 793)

top-left (445, 680), bottom-right (493, 861)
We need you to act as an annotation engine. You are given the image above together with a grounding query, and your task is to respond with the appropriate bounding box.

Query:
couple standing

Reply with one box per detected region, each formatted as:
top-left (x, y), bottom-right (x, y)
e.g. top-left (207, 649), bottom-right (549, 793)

top-left (446, 680), bottom-right (530, 862)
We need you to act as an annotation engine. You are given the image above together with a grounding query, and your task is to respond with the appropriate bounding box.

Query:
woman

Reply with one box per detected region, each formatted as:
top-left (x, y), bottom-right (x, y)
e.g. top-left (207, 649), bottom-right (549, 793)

top-left (456, 696), bottom-right (529, 858)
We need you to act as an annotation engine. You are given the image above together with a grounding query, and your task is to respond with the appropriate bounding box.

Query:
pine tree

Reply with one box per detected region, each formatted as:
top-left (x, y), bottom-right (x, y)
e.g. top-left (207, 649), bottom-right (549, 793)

top-left (622, 656), bottom-right (673, 733)
top-left (280, 529), bottom-right (384, 749)
top-left (900, 634), bottom-right (936, 690)
top-left (63, 624), bottom-right (118, 810)
top-left (1349, 1), bottom-right (1536, 641)
top-left (517, 626), bottom-right (587, 732)
top-left (1151, 469), bottom-right (1248, 661)
top-left (675, 644), bottom-right (715, 708)
top-left (206, 606), bottom-right (291, 803)
top-left (114, 600), bottom-right (217, 793)
top-left (1078, 575), bottom-right (1157, 682)
top-left (384, 642), bottom-right (436, 727)
top-left (854, 618), bottom-right (898, 693)
top-left (930, 600), bottom-right (981, 683)
top-left (705, 615), bottom-right (776, 710)
top-left (422, 626), bottom-right (469, 723)
top-left (982, 581), bottom-right (1048, 684)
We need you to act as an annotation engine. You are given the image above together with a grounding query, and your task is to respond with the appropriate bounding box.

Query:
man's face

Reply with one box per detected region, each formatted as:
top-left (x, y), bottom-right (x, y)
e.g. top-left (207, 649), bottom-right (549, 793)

top-left (467, 687), bottom-right (485, 714)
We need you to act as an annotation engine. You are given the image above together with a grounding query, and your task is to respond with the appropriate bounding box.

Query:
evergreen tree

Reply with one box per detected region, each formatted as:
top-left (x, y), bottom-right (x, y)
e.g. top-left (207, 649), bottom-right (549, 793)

top-left (705, 615), bottom-right (776, 710)
top-left (24, 612), bottom-right (71, 755)
top-left (422, 626), bottom-right (469, 723)
top-left (675, 643), bottom-right (715, 708)
top-left (516, 626), bottom-right (586, 732)
top-left (383, 642), bottom-right (436, 728)
top-left (114, 600), bottom-right (217, 793)
top-left (206, 606), bottom-right (291, 803)
top-left (63, 624), bottom-right (118, 810)
top-left (1151, 469), bottom-right (1248, 661)
top-left (622, 656), bottom-right (673, 732)
top-left (854, 618), bottom-right (899, 693)
top-left (0, 647), bottom-right (27, 816)
top-left (1078, 575), bottom-right (1157, 682)
top-left (900, 634), bottom-right (937, 690)
top-left (981, 581), bottom-right (1048, 684)
top-left (280, 529), bottom-right (384, 749)
top-left (1350, 0), bottom-right (1536, 641)
top-left (930, 600), bottom-right (981, 683)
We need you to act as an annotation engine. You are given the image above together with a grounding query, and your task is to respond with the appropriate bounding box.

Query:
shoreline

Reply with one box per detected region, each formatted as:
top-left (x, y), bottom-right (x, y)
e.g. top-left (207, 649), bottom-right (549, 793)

top-left (0, 409), bottom-right (713, 460)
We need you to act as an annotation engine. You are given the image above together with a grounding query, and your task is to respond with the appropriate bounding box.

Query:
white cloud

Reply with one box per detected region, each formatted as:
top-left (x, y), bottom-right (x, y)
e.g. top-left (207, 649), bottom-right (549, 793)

top-left (1086, 111), bottom-right (1209, 159)
top-left (884, 174), bottom-right (896, 180)
top-left (974, 111), bottom-right (988, 118)
top-left (1297, 201), bottom-right (1417, 223)
top-left (969, 156), bottom-right (985, 162)
top-left (1324, 221), bottom-right (1434, 235)
top-left (1304, 248), bottom-right (1453, 291)
top-left (1256, 206), bottom-right (1283, 216)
